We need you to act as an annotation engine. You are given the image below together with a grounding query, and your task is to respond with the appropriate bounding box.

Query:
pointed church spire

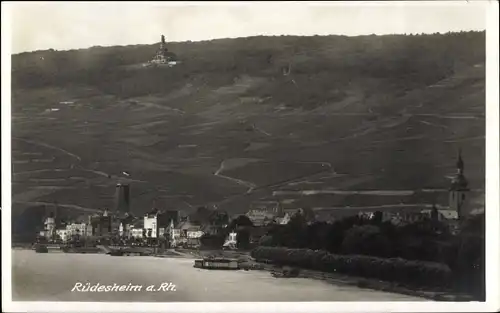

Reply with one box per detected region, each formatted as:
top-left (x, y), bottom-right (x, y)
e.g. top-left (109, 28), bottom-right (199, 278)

top-left (456, 148), bottom-right (464, 174)
top-left (431, 201), bottom-right (438, 219)
top-left (450, 147), bottom-right (469, 191)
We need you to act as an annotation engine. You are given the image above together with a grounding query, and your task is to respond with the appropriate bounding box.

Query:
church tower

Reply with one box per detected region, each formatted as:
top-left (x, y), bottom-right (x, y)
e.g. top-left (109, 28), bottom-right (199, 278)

top-left (449, 149), bottom-right (470, 220)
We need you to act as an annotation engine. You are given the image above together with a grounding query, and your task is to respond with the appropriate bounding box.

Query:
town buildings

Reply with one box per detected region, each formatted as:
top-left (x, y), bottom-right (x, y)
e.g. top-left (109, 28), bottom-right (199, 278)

top-left (118, 213), bottom-right (135, 238)
top-left (244, 203), bottom-right (318, 227)
top-left (200, 210), bottom-right (229, 235)
top-left (36, 150), bottom-right (477, 247)
top-left (130, 219), bottom-right (144, 239)
top-left (40, 209), bottom-right (112, 243)
top-left (170, 217), bottom-right (204, 248)
top-left (274, 212), bottom-right (291, 225)
top-left (66, 222), bottom-right (90, 238)
top-left (55, 229), bottom-right (70, 242)
top-left (89, 210), bottom-right (112, 237)
top-left (222, 231), bottom-right (238, 249)
top-left (41, 216), bottom-right (92, 243)
top-left (246, 208), bottom-right (277, 227)
top-left (143, 209), bottom-right (178, 240)
top-left (40, 213), bottom-right (56, 240)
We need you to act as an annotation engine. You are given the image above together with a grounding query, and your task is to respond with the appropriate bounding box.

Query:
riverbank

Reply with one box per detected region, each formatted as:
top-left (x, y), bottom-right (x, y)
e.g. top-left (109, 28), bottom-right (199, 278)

top-left (260, 261), bottom-right (477, 301)
top-left (183, 249), bottom-right (474, 301)
top-left (10, 247), bottom-right (474, 301)
top-left (12, 250), bottom-right (425, 302)
top-left (172, 249), bottom-right (468, 301)
top-left (13, 246), bottom-right (199, 258)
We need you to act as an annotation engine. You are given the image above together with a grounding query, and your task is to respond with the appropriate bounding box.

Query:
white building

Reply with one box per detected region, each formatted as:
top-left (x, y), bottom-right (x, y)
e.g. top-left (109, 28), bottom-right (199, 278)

top-left (245, 209), bottom-right (276, 226)
top-left (275, 213), bottom-right (291, 225)
top-left (421, 208), bottom-right (458, 221)
top-left (66, 223), bottom-right (88, 237)
top-left (119, 223), bottom-right (126, 237)
top-left (130, 228), bottom-right (143, 239)
top-left (119, 221), bottom-right (134, 238)
top-left (144, 214), bottom-right (158, 238)
top-left (143, 209), bottom-right (177, 239)
top-left (186, 229), bottom-right (204, 239)
top-left (43, 217), bottom-right (56, 240)
top-left (223, 231), bottom-right (237, 249)
top-left (56, 229), bottom-right (70, 242)
top-left (168, 220), bottom-right (181, 247)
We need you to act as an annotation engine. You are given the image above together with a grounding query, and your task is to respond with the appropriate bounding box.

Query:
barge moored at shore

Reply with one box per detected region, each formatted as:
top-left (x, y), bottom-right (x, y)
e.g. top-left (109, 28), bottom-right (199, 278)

top-left (194, 258), bottom-right (239, 270)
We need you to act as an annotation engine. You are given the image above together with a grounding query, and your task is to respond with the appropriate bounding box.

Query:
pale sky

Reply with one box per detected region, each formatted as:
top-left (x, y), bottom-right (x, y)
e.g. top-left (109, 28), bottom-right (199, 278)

top-left (7, 1), bottom-right (487, 54)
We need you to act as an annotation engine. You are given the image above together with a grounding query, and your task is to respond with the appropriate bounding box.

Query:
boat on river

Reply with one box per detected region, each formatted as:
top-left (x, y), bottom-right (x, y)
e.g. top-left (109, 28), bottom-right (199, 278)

top-left (107, 248), bottom-right (148, 256)
top-left (194, 257), bottom-right (239, 270)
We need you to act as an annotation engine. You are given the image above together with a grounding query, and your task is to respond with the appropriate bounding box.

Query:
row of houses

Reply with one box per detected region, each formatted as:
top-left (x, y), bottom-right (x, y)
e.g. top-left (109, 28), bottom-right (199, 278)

top-left (40, 203), bottom-right (463, 246)
top-left (39, 202), bottom-right (465, 247)
top-left (126, 209), bottom-right (206, 247)
top-left (40, 203), bottom-right (464, 246)
top-left (39, 218), bottom-right (91, 242)
top-left (246, 204), bottom-right (459, 227)
top-left (40, 210), bottom-right (113, 243)
top-left (41, 208), bottom-right (217, 248)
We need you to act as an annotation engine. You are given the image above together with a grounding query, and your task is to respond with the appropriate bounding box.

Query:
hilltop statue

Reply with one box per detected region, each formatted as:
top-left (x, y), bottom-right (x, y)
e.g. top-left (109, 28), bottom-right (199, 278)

top-left (148, 34), bottom-right (178, 66)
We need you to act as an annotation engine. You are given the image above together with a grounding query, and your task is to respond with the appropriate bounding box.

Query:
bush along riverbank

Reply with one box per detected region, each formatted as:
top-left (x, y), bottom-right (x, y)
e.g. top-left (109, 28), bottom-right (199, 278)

top-left (250, 246), bottom-right (478, 301)
top-left (256, 211), bottom-right (485, 301)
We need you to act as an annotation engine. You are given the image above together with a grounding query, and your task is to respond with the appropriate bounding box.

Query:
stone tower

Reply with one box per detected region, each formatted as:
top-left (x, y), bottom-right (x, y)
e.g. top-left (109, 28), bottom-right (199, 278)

top-left (160, 35), bottom-right (167, 52)
top-left (115, 183), bottom-right (130, 214)
top-left (449, 149), bottom-right (470, 220)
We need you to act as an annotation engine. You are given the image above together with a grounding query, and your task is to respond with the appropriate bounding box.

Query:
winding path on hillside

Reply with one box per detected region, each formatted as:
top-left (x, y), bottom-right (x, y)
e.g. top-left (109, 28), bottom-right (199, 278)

top-left (211, 161), bottom-right (335, 207)
top-left (12, 137), bottom-right (145, 185)
top-left (12, 201), bottom-right (102, 213)
top-left (13, 137), bottom-right (82, 162)
top-left (214, 159), bottom-right (334, 196)
top-left (214, 160), bottom-right (257, 192)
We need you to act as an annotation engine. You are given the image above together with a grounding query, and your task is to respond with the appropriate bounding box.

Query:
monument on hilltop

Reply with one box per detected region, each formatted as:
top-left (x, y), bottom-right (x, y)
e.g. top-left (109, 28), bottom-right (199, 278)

top-left (150, 34), bottom-right (178, 66)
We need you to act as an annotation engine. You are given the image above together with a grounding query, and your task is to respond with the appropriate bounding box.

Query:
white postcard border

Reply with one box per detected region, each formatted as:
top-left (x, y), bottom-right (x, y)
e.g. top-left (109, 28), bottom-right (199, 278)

top-left (2, 1), bottom-right (499, 312)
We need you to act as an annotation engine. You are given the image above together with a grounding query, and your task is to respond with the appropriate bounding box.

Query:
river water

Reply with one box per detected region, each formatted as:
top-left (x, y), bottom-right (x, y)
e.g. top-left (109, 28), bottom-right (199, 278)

top-left (11, 250), bottom-right (426, 302)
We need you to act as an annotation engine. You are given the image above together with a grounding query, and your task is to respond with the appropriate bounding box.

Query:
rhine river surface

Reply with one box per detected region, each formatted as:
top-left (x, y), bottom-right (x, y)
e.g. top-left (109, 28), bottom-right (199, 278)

top-left (12, 250), bottom-right (426, 302)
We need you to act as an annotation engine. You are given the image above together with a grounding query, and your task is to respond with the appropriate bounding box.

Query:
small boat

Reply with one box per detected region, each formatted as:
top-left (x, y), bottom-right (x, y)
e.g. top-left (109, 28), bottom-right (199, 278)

top-left (194, 258), bottom-right (239, 270)
top-left (107, 248), bottom-right (146, 256)
top-left (107, 250), bottom-right (125, 256)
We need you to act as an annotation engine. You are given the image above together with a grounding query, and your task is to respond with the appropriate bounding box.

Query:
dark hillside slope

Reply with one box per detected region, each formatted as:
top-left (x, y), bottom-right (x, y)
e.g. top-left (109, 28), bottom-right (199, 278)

top-left (11, 32), bottom-right (485, 236)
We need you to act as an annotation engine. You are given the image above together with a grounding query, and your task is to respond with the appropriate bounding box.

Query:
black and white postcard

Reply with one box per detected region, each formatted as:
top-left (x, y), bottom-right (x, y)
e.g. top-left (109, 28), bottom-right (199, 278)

top-left (2, 1), bottom-right (499, 312)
